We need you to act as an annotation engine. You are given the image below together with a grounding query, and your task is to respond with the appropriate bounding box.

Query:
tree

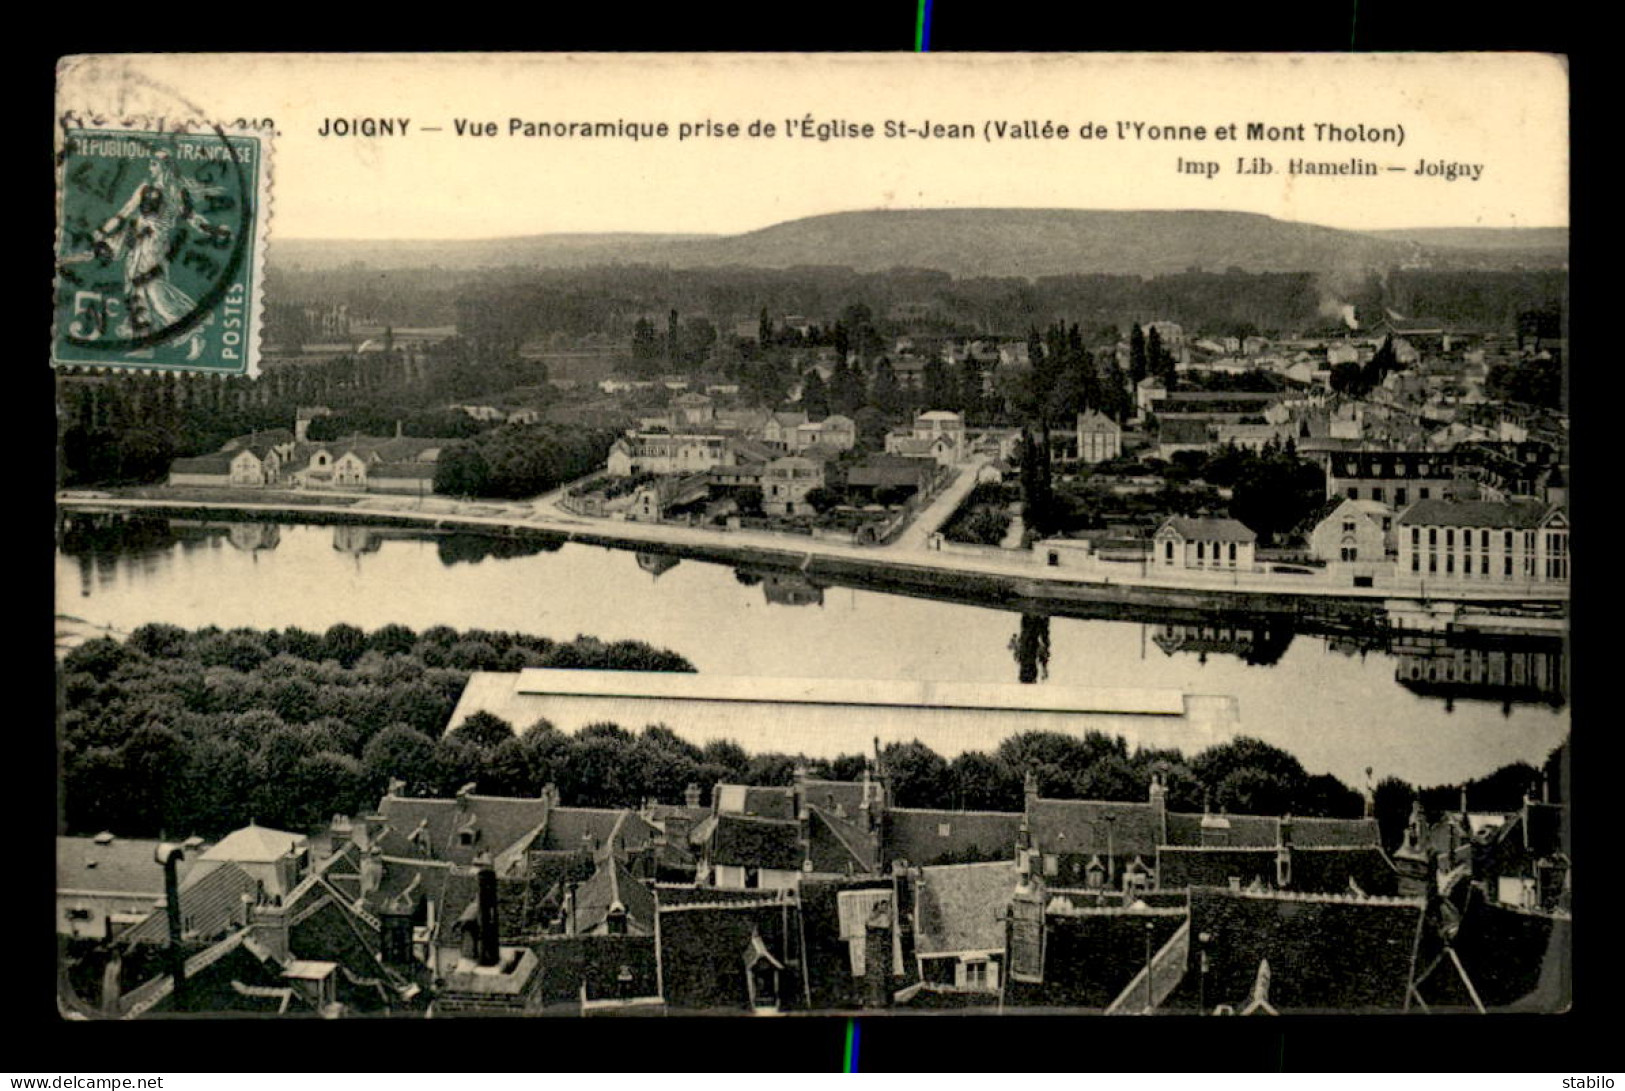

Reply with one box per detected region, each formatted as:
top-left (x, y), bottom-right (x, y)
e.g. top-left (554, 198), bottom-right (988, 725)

top-left (880, 741), bottom-right (949, 808)
top-left (800, 370), bottom-right (830, 417)
top-left (948, 750), bottom-right (1022, 811)
top-left (322, 623), bottom-right (368, 668)
top-left (433, 442), bottom-right (492, 497)
top-left (1330, 361), bottom-right (1369, 398)
top-left (803, 487), bottom-right (841, 515)
top-left (922, 355), bottom-right (954, 410)
top-left (1018, 427), bottom-right (1056, 538)
top-left (1372, 775), bottom-right (1417, 853)
top-left (867, 358), bottom-right (902, 416)
top-left (452, 710), bottom-right (517, 750)
top-left (362, 724), bottom-right (440, 795)
top-left (1129, 323), bottom-right (1148, 385)
top-left (830, 359), bottom-right (866, 416)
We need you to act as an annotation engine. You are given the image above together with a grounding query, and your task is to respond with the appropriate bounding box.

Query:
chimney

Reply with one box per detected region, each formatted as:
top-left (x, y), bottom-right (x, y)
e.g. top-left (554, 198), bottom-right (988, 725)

top-left (395, 419), bottom-right (403, 439)
top-left (1459, 784), bottom-right (1469, 817)
top-left (684, 783), bottom-right (702, 809)
top-left (1364, 767), bottom-right (1376, 819)
top-left (475, 852), bottom-right (500, 968)
top-left (360, 846), bottom-right (384, 897)
top-left (251, 900), bottom-right (291, 962)
top-left (156, 843), bottom-right (188, 1006)
top-left (1024, 769), bottom-right (1040, 813)
top-left (1148, 772), bottom-right (1167, 836)
top-left (456, 782), bottom-right (477, 810)
top-left (542, 783), bottom-right (561, 809)
top-left (1276, 816), bottom-right (1293, 889)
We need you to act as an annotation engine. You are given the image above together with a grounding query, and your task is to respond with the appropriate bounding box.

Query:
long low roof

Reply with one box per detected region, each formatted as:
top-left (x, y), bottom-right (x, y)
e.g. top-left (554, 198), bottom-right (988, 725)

top-left (444, 671), bottom-right (1239, 759)
top-left (503, 669), bottom-right (1190, 715)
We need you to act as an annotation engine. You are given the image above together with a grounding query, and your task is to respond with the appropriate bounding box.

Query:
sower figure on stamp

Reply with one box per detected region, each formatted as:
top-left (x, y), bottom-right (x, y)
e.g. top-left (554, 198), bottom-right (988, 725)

top-left (68, 151), bottom-right (229, 360)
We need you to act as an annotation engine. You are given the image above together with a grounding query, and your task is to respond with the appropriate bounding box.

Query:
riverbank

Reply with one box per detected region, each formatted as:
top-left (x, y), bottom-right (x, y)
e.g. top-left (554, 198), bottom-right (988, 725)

top-left (56, 489), bottom-right (1571, 613)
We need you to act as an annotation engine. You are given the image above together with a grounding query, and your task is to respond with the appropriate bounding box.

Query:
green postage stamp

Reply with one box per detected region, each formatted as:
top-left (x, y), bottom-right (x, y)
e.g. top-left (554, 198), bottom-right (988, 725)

top-left (52, 122), bottom-right (271, 376)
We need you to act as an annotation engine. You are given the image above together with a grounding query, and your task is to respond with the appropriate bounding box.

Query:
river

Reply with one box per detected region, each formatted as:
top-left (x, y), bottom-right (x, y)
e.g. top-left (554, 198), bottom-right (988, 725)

top-left (55, 515), bottom-right (1569, 790)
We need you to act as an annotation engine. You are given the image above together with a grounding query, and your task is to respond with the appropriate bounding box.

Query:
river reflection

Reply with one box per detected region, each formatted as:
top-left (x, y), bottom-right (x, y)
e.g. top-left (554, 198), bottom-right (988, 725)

top-left (55, 514), bottom-right (1569, 788)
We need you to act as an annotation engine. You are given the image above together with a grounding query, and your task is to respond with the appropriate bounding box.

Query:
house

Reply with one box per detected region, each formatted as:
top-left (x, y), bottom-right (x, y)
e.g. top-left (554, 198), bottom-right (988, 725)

top-left (432, 856), bottom-right (544, 1015)
top-left (192, 821), bottom-right (311, 900)
top-left (763, 455), bottom-right (826, 516)
top-left (882, 809), bottom-right (1023, 869)
top-left (1155, 418), bottom-right (1211, 460)
top-left (1395, 499), bottom-right (1568, 585)
top-left (1135, 377), bottom-right (1167, 421)
top-left (671, 392), bottom-right (716, 427)
top-left (605, 431), bottom-right (734, 477)
top-left (885, 431), bottom-right (959, 466)
top-left (656, 890), bottom-right (801, 1012)
top-left (369, 461), bottom-right (437, 494)
top-left (1323, 450), bottom-right (1458, 507)
top-left (110, 844), bottom-right (432, 1018)
top-left (911, 411), bottom-right (966, 462)
top-left (763, 411), bottom-right (810, 449)
top-left (57, 833), bottom-right (204, 940)
top-left (167, 452), bottom-right (235, 487)
top-left (914, 861), bottom-right (1017, 993)
top-left (793, 414), bottom-right (857, 454)
top-left (1307, 497), bottom-right (1393, 566)
top-left (1076, 410), bottom-right (1123, 464)
top-left (1174, 886), bottom-right (1426, 1014)
top-left (1151, 516), bottom-right (1257, 571)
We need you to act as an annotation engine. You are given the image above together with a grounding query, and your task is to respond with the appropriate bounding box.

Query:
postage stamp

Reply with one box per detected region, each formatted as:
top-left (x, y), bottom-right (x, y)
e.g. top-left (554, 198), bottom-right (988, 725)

top-left (52, 120), bottom-right (271, 377)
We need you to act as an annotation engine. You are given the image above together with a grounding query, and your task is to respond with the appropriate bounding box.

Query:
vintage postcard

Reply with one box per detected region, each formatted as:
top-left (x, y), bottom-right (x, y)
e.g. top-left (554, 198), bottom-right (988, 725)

top-left (54, 53), bottom-right (1568, 1020)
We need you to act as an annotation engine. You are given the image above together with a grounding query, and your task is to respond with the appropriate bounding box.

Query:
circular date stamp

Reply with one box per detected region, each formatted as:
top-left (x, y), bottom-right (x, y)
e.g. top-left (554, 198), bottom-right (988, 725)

top-left (53, 116), bottom-right (270, 376)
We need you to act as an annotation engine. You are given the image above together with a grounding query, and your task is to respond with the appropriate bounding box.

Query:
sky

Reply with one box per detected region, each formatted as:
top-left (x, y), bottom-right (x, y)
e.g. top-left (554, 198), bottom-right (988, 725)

top-left (57, 53), bottom-right (1569, 241)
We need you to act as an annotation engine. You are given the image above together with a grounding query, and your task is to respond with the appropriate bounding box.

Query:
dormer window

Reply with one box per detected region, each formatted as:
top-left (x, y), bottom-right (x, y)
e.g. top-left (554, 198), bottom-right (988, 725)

top-left (938, 823), bottom-right (952, 838)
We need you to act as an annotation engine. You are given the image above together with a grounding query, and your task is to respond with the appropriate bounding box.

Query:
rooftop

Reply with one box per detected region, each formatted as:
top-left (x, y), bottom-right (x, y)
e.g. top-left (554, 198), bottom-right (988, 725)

top-left (915, 861), bottom-right (1018, 955)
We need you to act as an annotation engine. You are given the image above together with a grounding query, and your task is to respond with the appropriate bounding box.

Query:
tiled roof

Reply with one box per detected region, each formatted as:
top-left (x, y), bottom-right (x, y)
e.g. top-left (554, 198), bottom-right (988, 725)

top-left (1156, 516), bottom-right (1257, 543)
top-left (371, 461), bottom-right (437, 479)
top-left (57, 836), bottom-right (200, 897)
top-left (202, 823), bottom-right (306, 865)
top-left (1161, 812), bottom-right (1380, 849)
top-left (719, 785), bottom-right (796, 821)
top-left (1157, 419), bottom-right (1211, 444)
top-left (571, 857), bottom-right (657, 935)
top-left (545, 807), bottom-right (655, 854)
top-left (711, 814), bottom-right (803, 871)
top-left (915, 861), bottom-right (1017, 955)
top-left (1185, 886), bottom-right (1424, 1012)
top-left (808, 807), bottom-right (876, 875)
top-left (169, 454), bottom-right (235, 474)
top-left (800, 778), bottom-right (872, 819)
top-left (1396, 498), bottom-right (1556, 529)
top-left (1077, 410), bottom-right (1122, 433)
top-left (847, 457), bottom-right (932, 488)
top-left (1031, 799), bottom-right (1164, 857)
top-left (884, 809), bottom-right (1021, 868)
top-left (118, 863), bottom-right (259, 946)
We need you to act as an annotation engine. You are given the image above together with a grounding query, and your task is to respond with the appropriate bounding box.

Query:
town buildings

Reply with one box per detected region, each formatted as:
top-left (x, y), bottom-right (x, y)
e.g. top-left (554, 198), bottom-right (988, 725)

top-left (1396, 499), bottom-right (1569, 586)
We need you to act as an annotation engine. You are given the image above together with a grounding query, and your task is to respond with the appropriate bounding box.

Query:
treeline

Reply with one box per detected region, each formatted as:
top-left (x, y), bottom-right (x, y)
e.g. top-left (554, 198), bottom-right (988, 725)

top-left (59, 624), bottom-right (695, 840)
top-left (432, 423), bottom-right (617, 499)
top-left (304, 408), bottom-right (493, 442)
top-left (54, 346), bottom-right (526, 488)
top-left (60, 623), bottom-right (1565, 854)
top-left (280, 265), bottom-right (1348, 344)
